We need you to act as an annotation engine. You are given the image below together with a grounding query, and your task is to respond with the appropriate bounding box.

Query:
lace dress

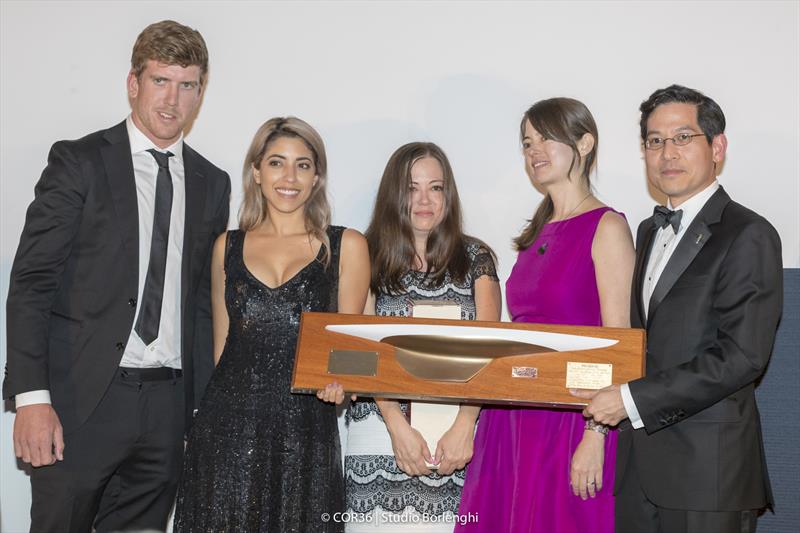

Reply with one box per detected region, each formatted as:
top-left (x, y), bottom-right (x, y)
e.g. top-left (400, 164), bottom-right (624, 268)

top-left (344, 240), bottom-right (498, 532)
top-left (174, 227), bottom-right (346, 533)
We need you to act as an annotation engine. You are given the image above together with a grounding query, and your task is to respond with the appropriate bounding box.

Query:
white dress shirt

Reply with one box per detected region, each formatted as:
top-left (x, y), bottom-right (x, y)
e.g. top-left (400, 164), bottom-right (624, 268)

top-left (621, 180), bottom-right (720, 429)
top-left (121, 115), bottom-right (185, 369)
top-left (16, 116), bottom-right (186, 407)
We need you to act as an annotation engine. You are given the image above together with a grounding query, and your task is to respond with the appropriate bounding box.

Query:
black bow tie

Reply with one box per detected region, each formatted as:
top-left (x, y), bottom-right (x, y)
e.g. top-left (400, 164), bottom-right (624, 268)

top-left (653, 205), bottom-right (683, 234)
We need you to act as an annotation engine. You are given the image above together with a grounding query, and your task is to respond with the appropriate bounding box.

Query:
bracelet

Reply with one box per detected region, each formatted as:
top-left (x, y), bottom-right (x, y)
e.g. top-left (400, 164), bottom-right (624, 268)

top-left (584, 418), bottom-right (609, 435)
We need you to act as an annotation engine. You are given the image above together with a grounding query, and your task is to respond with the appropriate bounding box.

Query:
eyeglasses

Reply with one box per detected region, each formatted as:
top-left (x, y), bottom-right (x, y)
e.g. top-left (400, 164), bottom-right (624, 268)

top-left (644, 133), bottom-right (706, 151)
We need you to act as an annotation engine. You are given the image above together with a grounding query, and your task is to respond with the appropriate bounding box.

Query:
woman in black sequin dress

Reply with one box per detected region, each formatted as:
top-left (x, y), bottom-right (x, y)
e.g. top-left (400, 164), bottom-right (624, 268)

top-left (174, 117), bottom-right (370, 532)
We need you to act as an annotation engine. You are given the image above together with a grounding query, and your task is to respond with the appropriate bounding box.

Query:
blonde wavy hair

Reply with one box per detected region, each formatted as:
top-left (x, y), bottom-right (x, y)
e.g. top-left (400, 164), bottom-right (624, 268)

top-left (239, 117), bottom-right (332, 265)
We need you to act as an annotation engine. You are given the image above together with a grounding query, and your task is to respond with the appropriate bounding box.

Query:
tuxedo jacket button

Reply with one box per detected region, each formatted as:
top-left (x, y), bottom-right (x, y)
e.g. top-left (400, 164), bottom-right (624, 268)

top-left (116, 342), bottom-right (125, 351)
top-left (128, 298), bottom-right (137, 307)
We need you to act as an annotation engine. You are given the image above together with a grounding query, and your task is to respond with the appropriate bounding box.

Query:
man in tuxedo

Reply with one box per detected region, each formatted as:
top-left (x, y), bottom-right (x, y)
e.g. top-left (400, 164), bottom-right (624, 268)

top-left (4, 20), bottom-right (230, 532)
top-left (574, 85), bottom-right (782, 532)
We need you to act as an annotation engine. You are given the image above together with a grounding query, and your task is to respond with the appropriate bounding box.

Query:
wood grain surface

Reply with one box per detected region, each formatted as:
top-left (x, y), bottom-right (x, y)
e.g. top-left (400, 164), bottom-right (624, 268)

top-left (291, 312), bottom-right (645, 409)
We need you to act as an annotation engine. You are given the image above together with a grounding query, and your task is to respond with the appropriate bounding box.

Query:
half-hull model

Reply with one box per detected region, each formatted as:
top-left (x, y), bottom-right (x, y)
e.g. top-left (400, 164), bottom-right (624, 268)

top-left (292, 312), bottom-right (645, 408)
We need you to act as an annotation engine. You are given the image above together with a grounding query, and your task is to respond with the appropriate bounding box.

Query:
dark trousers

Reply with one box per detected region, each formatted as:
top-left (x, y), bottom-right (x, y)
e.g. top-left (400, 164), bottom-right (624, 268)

top-left (615, 451), bottom-right (759, 533)
top-left (30, 370), bottom-right (184, 533)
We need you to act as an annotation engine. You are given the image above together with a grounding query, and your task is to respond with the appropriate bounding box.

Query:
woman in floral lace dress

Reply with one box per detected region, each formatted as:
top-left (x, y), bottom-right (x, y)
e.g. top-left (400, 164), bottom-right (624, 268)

top-left (343, 142), bottom-right (501, 532)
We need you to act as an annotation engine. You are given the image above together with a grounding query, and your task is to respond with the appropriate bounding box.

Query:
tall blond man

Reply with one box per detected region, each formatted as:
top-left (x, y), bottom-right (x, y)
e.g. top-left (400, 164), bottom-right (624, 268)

top-left (4, 20), bottom-right (230, 532)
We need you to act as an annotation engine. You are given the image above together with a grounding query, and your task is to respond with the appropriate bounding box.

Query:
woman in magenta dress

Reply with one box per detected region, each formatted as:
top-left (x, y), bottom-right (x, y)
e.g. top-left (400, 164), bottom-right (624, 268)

top-left (457, 98), bottom-right (635, 532)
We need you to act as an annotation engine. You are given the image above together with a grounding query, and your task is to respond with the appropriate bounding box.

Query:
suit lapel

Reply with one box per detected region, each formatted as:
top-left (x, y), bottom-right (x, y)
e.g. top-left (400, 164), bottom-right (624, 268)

top-left (181, 144), bottom-right (207, 318)
top-left (101, 122), bottom-right (138, 271)
top-left (633, 223), bottom-right (657, 328)
top-left (647, 188), bottom-right (730, 324)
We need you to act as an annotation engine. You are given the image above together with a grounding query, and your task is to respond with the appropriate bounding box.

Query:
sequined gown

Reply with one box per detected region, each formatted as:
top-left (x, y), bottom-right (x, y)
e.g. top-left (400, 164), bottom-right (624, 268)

top-left (174, 227), bottom-right (346, 533)
top-left (344, 240), bottom-right (498, 532)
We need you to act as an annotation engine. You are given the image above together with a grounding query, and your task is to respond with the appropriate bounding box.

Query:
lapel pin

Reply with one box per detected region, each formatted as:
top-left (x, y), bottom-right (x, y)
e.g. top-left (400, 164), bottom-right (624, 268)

top-left (695, 233), bottom-right (704, 245)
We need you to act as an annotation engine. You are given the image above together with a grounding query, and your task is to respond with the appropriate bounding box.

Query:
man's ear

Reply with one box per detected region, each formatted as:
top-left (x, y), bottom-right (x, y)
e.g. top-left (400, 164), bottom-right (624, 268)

top-left (127, 70), bottom-right (139, 99)
top-left (711, 133), bottom-right (727, 164)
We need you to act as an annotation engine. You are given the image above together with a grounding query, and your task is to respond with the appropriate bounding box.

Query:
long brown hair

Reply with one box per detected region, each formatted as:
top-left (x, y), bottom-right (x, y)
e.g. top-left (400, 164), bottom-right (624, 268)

top-left (514, 97), bottom-right (599, 251)
top-left (239, 117), bottom-right (332, 265)
top-left (365, 142), bottom-right (483, 295)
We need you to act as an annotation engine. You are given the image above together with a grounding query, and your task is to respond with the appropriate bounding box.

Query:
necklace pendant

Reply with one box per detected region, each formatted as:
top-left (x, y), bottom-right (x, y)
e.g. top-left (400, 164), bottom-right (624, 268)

top-left (537, 243), bottom-right (547, 255)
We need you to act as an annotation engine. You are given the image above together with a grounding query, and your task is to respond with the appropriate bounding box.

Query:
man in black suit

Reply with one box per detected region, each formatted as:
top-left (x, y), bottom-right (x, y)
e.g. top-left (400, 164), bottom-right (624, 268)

top-left (4, 20), bottom-right (230, 532)
top-left (575, 85), bottom-right (782, 532)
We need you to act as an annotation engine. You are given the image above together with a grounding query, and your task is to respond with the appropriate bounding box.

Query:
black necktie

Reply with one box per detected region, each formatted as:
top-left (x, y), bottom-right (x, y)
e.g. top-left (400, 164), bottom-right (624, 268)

top-left (135, 149), bottom-right (174, 345)
top-left (652, 205), bottom-right (683, 234)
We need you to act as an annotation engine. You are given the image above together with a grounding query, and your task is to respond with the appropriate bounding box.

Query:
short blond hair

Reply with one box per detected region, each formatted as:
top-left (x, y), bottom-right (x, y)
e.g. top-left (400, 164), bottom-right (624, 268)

top-left (131, 20), bottom-right (208, 84)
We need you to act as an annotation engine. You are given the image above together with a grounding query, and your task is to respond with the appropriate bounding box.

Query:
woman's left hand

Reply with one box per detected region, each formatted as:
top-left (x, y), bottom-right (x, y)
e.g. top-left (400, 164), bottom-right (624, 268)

top-left (316, 382), bottom-right (354, 405)
top-left (434, 419), bottom-right (475, 475)
top-left (570, 430), bottom-right (605, 500)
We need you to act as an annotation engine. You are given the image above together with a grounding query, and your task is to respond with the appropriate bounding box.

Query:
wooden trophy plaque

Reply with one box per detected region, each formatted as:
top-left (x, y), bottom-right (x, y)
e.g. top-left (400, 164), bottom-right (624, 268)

top-left (291, 312), bottom-right (645, 408)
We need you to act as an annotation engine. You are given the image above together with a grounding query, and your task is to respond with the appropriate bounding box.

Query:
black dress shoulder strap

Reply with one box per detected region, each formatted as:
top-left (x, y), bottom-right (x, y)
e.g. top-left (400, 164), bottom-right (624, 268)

top-left (224, 229), bottom-right (243, 274)
top-left (326, 225), bottom-right (346, 273)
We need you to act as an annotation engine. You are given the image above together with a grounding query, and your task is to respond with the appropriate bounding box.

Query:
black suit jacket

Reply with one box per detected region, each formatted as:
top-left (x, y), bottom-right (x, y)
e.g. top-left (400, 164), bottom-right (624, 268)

top-left (616, 187), bottom-right (782, 511)
top-left (3, 120), bottom-right (230, 433)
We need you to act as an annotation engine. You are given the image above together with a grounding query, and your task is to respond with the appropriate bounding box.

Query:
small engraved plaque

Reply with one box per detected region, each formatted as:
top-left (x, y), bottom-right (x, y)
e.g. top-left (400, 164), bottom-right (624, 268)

top-left (328, 350), bottom-right (378, 376)
top-left (565, 362), bottom-right (612, 389)
top-left (512, 366), bottom-right (538, 379)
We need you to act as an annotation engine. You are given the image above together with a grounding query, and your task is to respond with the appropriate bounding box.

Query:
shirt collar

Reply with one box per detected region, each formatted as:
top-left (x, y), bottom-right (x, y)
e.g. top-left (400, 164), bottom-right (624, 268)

top-left (667, 179), bottom-right (720, 232)
top-left (126, 115), bottom-right (183, 163)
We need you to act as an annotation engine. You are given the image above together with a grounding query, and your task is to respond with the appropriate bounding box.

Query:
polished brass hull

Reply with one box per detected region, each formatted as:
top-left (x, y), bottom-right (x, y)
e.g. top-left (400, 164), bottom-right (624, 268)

top-left (381, 335), bottom-right (553, 382)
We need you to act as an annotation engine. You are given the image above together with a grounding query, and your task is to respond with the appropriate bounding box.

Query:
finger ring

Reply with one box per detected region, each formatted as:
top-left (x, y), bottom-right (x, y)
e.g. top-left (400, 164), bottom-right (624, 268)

top-left (588, 481), bottom-right (596, 485)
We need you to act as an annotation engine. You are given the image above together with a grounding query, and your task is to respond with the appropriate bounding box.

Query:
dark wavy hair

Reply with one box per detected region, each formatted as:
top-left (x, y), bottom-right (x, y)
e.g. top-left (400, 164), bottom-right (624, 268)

top-left (365, 142), bottom-right (492, 295)
top-left (514, 97), bottom-right (599, 251)
top-left (639, 84), bottom-right (726, 143)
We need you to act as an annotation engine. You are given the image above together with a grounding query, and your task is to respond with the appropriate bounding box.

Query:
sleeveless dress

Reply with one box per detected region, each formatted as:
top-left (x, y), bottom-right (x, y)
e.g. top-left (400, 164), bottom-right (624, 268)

top-left (457, 207), bottom-right (620, 533)
top-left (344, 241), bottom-right (498, 532)
top-left (174, 227), bottom-right (347, 533)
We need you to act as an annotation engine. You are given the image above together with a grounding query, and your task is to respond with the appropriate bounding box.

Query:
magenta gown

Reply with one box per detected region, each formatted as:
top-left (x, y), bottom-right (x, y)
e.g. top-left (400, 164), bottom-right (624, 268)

top-left (457, 207), bottom-right (620, 533)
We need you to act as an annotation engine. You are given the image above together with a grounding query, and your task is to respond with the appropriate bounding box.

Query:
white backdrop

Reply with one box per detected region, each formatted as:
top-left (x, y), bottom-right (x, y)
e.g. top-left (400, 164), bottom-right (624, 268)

top-left (1, 1), bottom-right (798, 530)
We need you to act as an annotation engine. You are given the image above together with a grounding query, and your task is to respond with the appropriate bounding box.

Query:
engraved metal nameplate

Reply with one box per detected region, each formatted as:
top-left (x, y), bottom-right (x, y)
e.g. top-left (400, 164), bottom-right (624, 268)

top-left (512, 366), bottom-right (538, 379)
top-left (328, 350), bottom-right (378, 376)
top-left (565, 362), bottom-right (612, 389)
